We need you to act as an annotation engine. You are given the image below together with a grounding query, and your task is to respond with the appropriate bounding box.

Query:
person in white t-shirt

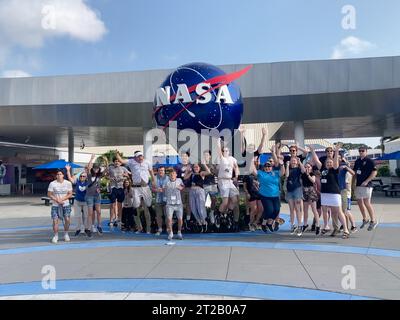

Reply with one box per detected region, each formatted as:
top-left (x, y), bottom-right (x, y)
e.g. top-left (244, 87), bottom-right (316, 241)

top-left (216, 138), bottom-right (240, 216)
top-left (115, 150), bottom-right (156, 234)
top-left (47, 170), bottom-right (73, 244)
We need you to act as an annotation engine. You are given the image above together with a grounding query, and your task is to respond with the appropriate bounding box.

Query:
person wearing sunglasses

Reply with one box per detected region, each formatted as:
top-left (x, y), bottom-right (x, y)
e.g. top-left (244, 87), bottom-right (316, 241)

top-left (65, 164), bottom-right (91, 238)
top-left (283, 143), bottom-right (309, 166)
top-left (250, 156), bottom-right (285, 233)
top-left (353, 147), bottom-right (378, 230)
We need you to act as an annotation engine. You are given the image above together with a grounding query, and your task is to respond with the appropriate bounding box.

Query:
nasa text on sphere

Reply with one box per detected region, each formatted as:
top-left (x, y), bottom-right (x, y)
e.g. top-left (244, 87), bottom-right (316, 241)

top-left (154, 62), bottom-right (251, 134)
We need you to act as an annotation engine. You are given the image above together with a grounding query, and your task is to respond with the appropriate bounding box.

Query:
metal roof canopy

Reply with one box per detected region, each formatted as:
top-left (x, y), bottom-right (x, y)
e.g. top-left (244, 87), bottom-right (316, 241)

top-left (0, 56), bottom-right (399, 148)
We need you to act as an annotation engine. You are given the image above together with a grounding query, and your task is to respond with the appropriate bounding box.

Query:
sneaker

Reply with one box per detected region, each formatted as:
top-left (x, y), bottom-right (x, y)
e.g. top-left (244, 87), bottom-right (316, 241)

top-left (108, 222), bottom-right (113, 227)
top-left (256, 224), bottom-right (262, 230)
top-left (350, 226), bottom-right (358, 233)
top-left (367, 221), bottom-right (378, 231)
top-left (135, 229), bottom-right (142, 234)
top-left (155, 229), bottom-right (162, 236)
top-left (340, 225), bottom-right (344, 231)
top-left (203, 222), bottom-right (208, 233)
top-left (113, 220), bottom-right (118, 228)
top-left (85, 229), bottom-right (92, 238)
top-left (168, 232), bottom-right (173, 241)
top-left (360, 219), bottom-right (370, 229)
top-left (64, 233), bottom-right (70, 242)
top-left (302, 225), bottom-right (309, 232)
top-left (315, 226), bottom-right (321, 235)
top-left (290, 225), bottom-right (297, 235)
top-left (91, 225), bottom-right (97, 233)
top-left (51, 234), bottom-right (58, 244)
top-left (273, 221), bottom-right (280, 232)
top-left (330, 229), bottom-right (340, 237)
top-left (311, 224), bottom-right (316, 232)
top-left (249, 224), bottom-right (255, 232)
top-left (177, 232), bottom-right (183, 240)
top-left (74, 230), bottom-right (81, 237)
top-left (261, 224), bottom-right (268, 233)
top-left (267, 224), bottom-right (274, 232)
top-left (97, 226), bottom-right (103, 235)
top-left (296, 227), bottom-right (303, 237)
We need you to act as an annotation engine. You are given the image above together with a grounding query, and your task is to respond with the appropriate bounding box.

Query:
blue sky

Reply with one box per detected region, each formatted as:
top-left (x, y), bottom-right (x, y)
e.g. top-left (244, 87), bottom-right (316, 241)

top-left (1, 0), bottom-right (398, 146)
top-left (1, 0), bottom-right (399, 77)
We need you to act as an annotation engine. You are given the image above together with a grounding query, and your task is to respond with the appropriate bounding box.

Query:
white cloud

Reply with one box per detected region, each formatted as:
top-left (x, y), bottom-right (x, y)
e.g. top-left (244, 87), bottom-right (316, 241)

top-left (0, 0), bottom-right (107, 69)
top-left (331, 36), bottom-right (376, 59)
top-left (1, 70), bottom-right (31, 78)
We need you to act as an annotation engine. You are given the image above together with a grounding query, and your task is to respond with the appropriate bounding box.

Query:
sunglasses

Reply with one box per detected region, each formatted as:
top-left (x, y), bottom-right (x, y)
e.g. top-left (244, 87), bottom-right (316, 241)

top-left (359, 150), bottom-right (366, 152)
top-left (289, 149), bottom-right (296, 152)
top-left (80, 176), bottom-right (87, 178)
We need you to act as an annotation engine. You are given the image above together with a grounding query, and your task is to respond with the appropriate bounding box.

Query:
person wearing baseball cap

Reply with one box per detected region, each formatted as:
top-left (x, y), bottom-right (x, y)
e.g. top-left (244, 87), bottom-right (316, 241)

top-left (115, 150), bottom-right (156, 234)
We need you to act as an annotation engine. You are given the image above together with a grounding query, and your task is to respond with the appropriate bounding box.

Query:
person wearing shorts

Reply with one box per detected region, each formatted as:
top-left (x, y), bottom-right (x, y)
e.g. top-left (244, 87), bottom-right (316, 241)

top-left (243, 161), bottom-right (262, 232)
top-left (164, 169), bottom-right (185, 241)
top-left (314, 144), bottom-right (350, 239)
top-left (86, 158), bottom-right (106, 235)
top-left (175, 151), bottom-right (192, 229)
top-left (353, 147), bottom-right (378, 231)
top-left (153, 166), bottom-right (169, 236)
top-left (301, 163), bottom-right (320, 235)
top-left (217, 138), bottom-right (240, 216)
top-left (108, 157), bottom-right (131, 228)
top-left (337, 155), bottom-right (357, 234)
top-left (65, 164), bottom-right (91, 238)
top-left (116, 150), bottom-right (156, 234)
top-left (47, 170), bottom-right (73, 244)
top-left (285, 157), bottom-right (305, 236)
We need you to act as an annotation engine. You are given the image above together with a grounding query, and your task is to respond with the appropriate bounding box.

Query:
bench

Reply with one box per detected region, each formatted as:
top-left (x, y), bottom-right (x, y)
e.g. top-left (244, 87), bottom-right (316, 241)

top-left (41, 196), bottom-right (75, 206)
top-left (371, 179), bottom-right (390, 192)
top-left (385, 189), bottom-right (400, 197)
top-left (41, 197), bottom-right (51, 206)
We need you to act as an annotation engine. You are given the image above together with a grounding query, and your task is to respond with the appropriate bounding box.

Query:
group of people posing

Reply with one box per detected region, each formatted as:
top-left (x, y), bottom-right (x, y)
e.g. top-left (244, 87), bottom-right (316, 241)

top-left (46, 128), bottom-right (378, 243)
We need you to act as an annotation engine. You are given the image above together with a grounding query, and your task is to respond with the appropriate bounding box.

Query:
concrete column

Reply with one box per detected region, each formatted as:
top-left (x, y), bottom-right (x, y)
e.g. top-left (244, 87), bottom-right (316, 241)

top-left (294, 120), bottom-right (305, 148)
top-left (68, 127), bottom-right (74, 163)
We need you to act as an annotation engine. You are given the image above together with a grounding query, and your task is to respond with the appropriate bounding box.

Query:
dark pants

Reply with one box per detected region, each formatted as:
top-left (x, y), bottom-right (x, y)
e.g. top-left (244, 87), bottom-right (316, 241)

top-left (260, 196), bottom-right (281, 220)
top-left (122, 207), bottom-right (136, 229)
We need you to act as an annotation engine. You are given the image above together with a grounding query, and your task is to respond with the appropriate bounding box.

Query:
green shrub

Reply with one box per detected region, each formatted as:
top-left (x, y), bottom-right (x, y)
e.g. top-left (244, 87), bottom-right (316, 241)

top-left (377, 165), bottom-right (391, 177)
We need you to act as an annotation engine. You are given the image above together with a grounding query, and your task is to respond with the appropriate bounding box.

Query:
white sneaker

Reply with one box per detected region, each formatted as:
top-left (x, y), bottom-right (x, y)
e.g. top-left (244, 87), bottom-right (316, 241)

top-left (155, 229), bottom-right (162, 236)
top-left (64, 233), bottom-right (70, 242)
top-left (91, 225), bottom-right (97, 233)
top-left (177, 232), bottom-right (183, 240)
top-left (51, 234), bottom-right (58, 244)
top-left (168, 232), bottom-right (173, 241)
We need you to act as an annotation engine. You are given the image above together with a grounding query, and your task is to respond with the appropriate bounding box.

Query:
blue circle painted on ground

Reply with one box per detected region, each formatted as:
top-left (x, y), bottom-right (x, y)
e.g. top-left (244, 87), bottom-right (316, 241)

top-left (154, 62), bottom-right (243, 133)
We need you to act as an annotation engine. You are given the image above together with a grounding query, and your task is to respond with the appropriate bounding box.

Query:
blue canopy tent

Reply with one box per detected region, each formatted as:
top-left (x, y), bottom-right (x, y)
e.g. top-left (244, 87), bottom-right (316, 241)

top-left (377, 151), bottom-right (400, 161)
top-left (33, 159), bottom-right (83, 170)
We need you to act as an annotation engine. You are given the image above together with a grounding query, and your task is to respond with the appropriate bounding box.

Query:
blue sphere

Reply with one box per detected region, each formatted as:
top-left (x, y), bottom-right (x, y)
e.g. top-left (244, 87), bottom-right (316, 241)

top-left (154, 62), bottom-right (243, 134)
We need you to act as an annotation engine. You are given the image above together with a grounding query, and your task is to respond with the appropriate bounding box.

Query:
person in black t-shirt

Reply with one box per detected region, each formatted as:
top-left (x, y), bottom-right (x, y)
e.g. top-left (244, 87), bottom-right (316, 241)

top-left (243, 158), bottom-right (262, 232)
top-left (184, 163), bottom-right (210, 232)
top-left (301, 162), bottom-right (320, 235)
top-left (318, 146), bottom-right (335, 170)
top-left (202, 150), bottom-right (219, 227)
top-left (314, 143), bottom-right (350, 239)
top-left (285, 157), bottom-right (305, 236)
top-left (353, 147), bottom-right (378, 230)
top-left (283, 143), bottom-right (310, 165)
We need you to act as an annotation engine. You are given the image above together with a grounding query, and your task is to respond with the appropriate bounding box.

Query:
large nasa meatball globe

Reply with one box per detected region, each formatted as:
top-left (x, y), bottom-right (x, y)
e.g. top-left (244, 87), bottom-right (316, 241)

top-left (154, 62), bottom-right (249, 134)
